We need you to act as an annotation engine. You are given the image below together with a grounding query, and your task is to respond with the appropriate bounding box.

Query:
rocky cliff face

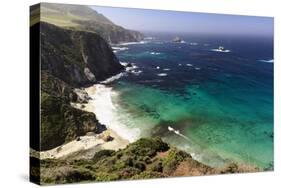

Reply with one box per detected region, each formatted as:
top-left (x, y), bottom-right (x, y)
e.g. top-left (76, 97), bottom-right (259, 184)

top-left (30, 22), bottom-right (123, 150)
top-left (74, 20), bottom-right (144, 44)
top-left (40, 71), bottom-right (106, 151)
top-left (40, 22), bottom-right (124, 87)
top-left (30, 3), bottom-right (142, 152)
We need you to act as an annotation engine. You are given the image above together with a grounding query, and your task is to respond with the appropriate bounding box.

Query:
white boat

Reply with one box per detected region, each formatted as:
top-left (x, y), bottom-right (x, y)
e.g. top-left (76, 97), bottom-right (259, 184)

top-left (212, 46), bottom-right (230, 53)
top-left (168, 126), bottom-right (174, 131)
top-left (218, 46), bottom-right (225, 51)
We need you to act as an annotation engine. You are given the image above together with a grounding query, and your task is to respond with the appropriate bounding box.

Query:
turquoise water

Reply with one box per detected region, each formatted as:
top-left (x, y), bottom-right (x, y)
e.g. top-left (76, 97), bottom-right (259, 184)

top-left (109, 34), bottom-right (273, 169)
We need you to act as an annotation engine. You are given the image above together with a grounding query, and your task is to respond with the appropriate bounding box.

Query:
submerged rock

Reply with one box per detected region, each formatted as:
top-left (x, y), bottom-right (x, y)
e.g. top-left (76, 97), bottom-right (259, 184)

top-left (172, 36), bottom-right (183, 43)
top-left (103, 135), bottom-right (114, 142)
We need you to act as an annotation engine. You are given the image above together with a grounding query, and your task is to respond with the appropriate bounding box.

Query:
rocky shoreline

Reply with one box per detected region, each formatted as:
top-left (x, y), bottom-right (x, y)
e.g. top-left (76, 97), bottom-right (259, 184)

top-left (30, 4), bottom-right (262, 185)
top-left (34, 76), bottom-right (261, 185)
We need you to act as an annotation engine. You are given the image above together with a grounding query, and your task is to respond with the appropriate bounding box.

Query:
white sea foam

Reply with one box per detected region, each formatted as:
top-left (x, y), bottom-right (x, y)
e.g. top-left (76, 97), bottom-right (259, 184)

top-left (120, 61), bottom-right (139, 71)
top-left (211, 49), bottom-right (231, 53)
top-left (186, 64), bottom-right (193, 67)
top-left (163, 68), bottom-right (170, 71)
top-left (195, 67), bottom-right (201, 70)
top-left (120, 61), bottom-right (129, 66)
top-left (86, 84), bottom-right (140, 142)
top-left (130, 70), bottom-right (142, 75)
top-left (112, 46), bottom-right (129, 53)
top-left (119, 41), bottom-right (148, 46)
top-left (150, 52), bottom-right (161, 55)
top-left (157, 73), bottom-right (168, 77)
top-left (258, 59), bottom-right (274, 63)
top-left (100, 72), bottom-right (126, 84)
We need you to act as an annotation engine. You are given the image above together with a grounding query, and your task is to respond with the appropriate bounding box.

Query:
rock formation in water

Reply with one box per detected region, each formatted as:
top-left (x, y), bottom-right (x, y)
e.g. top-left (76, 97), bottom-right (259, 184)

top-left (172, 36), bottom-right (183, 43)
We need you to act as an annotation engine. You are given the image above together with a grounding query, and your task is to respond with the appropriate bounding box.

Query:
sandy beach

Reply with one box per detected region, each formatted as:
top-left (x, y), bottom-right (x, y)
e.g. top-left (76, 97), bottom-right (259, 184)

top-left (39, 128), bottom-right (129, 160)
top-left (39, 85), bottom-right (130, 160)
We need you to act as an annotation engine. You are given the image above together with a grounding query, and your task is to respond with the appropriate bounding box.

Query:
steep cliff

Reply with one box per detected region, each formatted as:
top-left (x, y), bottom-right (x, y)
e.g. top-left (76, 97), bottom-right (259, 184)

top-left (30, 21), bottom-right (123, 150)
top-left (40, 71), bottom-right (106, 151)
top-left (40, 22), bottom-right (124, 87)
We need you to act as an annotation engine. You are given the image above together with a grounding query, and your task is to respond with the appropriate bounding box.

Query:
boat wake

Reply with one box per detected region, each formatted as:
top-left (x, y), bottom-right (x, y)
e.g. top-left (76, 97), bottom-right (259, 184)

top-left (258, 59), bottom-right (274, 63)
top-left (168, 126), bottom-right (191, 142)
top-left (211, 49), bottom-right (231, 53)
top-left (157, 73), bottom-right (168, 77)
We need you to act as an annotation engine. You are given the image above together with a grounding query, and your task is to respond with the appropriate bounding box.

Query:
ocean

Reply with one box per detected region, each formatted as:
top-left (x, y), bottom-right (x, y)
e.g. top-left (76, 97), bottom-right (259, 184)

top-left (98, 33), bottom-right (273, 169)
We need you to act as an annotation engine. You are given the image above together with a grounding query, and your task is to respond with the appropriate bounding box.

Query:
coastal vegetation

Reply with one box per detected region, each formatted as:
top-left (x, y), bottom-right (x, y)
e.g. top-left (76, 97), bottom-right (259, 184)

top-left (34, 137), bottom-right (259, 185)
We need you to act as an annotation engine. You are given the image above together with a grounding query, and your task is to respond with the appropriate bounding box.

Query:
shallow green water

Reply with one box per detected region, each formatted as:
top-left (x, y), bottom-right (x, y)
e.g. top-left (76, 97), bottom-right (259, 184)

top-left (108, 35), bottom-right (273, 169)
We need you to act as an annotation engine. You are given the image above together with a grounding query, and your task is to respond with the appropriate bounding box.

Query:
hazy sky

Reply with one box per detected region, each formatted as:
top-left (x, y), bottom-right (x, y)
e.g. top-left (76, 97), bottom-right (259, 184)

top-left (91, 6), bottom-right (273, 36)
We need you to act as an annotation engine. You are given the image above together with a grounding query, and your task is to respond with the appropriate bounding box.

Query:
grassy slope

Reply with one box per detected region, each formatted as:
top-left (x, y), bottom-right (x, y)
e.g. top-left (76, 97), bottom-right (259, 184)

top-left (30, 3), bottom-right (144, 43)
top-left (31, 3), bottom-right (111, 28)
top-left (38, 138), bottom-right (209, 184)
top-left (36, 137), bottom-right (259, 185)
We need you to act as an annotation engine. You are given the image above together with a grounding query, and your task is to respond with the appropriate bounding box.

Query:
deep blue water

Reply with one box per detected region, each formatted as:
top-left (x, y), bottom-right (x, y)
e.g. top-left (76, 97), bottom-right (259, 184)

top-left (109, 34), bottom-right (273, 169)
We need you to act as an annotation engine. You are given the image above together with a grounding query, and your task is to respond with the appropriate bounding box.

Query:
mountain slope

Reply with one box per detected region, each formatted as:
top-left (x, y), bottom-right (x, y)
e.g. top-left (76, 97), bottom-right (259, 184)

top-left (30, 3), bottom-right (144, 44)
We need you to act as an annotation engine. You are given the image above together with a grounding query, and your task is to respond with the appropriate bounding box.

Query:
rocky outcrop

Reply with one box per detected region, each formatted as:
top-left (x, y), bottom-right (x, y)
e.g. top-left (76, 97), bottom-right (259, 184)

top-left (40, 72), bottom-right (106, 151)
top-left (29, 20), bottom-right (126, 151)
top-left (41, 71), bottom-right (78, 103)
top-left (39, 22), bottom-right (124, 87)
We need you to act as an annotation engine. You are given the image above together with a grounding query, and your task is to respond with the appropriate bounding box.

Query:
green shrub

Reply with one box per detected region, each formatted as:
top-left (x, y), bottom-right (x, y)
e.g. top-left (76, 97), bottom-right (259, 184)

top-left (163, 148), bottom-right (191, 174)
top-left (131, 171), bottom-right (166, 180)
top-left (92, 150), bottom-right (115, 163)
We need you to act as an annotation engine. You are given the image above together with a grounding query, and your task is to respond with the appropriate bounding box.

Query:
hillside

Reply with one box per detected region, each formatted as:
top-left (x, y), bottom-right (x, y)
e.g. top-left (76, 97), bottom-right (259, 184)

top-left (30, 137), bottom-right (258, 184)
top-left (30, 21), bottom-right (125, 151)
top-left (30, 3), bottom-right (144, 44)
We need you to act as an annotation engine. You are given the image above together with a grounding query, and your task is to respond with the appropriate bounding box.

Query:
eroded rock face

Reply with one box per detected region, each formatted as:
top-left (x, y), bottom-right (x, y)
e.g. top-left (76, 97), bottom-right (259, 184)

top-left (39, 22), bottom-right (124, 87)
top-left (40, 72), bottom-right (106, 151)
top-left (30, 22), bottom-right (126, 151)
